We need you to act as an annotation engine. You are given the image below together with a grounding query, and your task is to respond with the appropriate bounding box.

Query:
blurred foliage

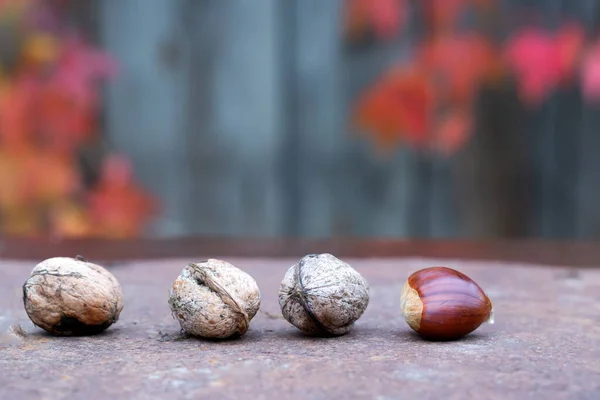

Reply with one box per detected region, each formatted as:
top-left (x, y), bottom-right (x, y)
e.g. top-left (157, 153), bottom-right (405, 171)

top-left (349, 0), bottom-right (599, 155)
top-left (0, 0), bottom-right (156, 238)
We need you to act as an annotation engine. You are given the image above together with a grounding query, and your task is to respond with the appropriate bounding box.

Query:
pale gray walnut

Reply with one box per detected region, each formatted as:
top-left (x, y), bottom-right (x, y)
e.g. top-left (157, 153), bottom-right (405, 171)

top-left (23, 256), bottom-right (124, 336)
top-left (168, 260), bottom-right (261, 339)
top-left (278, 253), bottom-right (370, 336)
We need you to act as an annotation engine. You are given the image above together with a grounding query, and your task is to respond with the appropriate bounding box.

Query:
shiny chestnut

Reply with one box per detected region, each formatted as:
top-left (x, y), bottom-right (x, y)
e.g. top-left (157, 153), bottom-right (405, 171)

top-left (400, 266), bottom-right (493, 341)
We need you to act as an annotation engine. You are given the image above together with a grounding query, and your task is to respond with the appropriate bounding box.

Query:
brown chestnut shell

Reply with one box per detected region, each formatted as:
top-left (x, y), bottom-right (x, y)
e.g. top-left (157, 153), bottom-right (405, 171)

top-left (400, 266), bottom-right (493, 341)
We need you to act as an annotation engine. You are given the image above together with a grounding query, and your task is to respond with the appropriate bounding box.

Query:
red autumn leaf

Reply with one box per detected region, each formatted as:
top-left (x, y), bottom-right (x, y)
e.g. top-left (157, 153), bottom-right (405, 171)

top-left (354, 79), bottom-right (405, 148)
top-left (101, 153), bottom-right (134, 187)
top-left (54, 35), bottom-right (117, 103)
top-left (555, 24), bottom-right (585, 83)
top-left (0, 0), bottom-right (157, 238)
top-left (368, 0), bottom-right (405, 40)
top-left (505, 28), bottom-right (561, 105)
top-left (505, 25), bottom-right (584, 105)
top-left (354, 66), bottom-right (435, 150)
top-left (32, 35), bottom-right (116, 152)
top-left (36, 81), bottom-right (97, 152)
top-left (0, 76), bottom-right (38, 148)
top-left (419, 34), bottom-right (495, 105)
top-left (582, 42), bottom-right (600, 101)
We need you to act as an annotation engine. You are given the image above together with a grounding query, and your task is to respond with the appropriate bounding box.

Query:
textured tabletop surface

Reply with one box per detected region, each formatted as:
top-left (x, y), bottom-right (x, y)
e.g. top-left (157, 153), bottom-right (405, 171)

top-left (1, 256), bottom-right (600, 400)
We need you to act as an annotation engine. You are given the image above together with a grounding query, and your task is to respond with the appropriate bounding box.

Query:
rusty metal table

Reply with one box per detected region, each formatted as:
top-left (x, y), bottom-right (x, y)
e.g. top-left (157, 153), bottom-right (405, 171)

top-left (1, 238), bottom-right (600, 399)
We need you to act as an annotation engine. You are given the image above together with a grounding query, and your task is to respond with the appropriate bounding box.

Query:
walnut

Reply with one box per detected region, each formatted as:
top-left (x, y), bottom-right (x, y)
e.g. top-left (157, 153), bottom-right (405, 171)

top-left (278, 253), bottom-right (370, 336)
top-left (22, 256), bottom-right (124, 336)
top-left (168, 260), bottom-right (261, 339)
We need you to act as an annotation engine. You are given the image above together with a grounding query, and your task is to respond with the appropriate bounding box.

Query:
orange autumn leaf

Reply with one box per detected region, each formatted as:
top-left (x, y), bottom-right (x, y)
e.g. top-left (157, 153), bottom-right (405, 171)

top-left (354, 81), bottom-right (405, 148)
top-left (354, 66), bottom-right (435, 150)
top-left (0, 0), bottom-right (156, 238)
top-left (26, 150), bottom-right (80, 201)
top-left (87, 155), bottom-right (157, 238)
top-left (0, 146), bottom-right (78, 207)
top-left (419, 34), bottom-right (497, 105)
top-left (0, 148), bottom-right (31, 208)
top-left (49, 201), bottom-right (91, 238)
top-left (0, 77), bottom-right (37, 148)
top-left (20, 32), bottom-right (59, 66)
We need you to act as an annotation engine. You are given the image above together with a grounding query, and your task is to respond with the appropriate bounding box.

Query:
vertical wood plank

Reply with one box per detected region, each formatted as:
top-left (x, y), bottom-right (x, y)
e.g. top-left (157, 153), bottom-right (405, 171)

top-left (341, 41), bottom-right (416, 237)
top-left (576, 106), bottom-right (600, 237)
top-left (428, 157), bottom-right (458, 238)
top-left (95, 0), bottom-right (597, 239)
top-left (282, 0), bottom-right (344, 237)
top-left (182, 0), bottom-right (283, 236)
top-left (454, 85), bottom-right (530, 237)
top-left (549, 88), bottom-right (582, 238)
top-left (98, 0), bottom-right (191, 236)
top-left (575, 0), bottom-right (600, 237)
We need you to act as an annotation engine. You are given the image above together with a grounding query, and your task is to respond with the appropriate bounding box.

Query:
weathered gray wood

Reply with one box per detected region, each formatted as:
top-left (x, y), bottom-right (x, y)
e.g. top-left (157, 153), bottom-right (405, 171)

top-left (574, 0), bottom-right (600, 238)
top-left (548, 88), bottom-right (582, 238)
top-left (94, 0), bottom-right (599, 239)
top-left (98, 0), bottom-right (191, 236)
top-left (281, 0), bottom-right (344, 237)
top-left (576, 105), bottom-right (600, 237)
top-left (100, 0), bottom-right (283, 237)
top-left (454, 85), bottom-right (530, 238)
top-left (180, 0), bottom-right (283, 237)
top-left (341, 40), bottom-right (417, 237)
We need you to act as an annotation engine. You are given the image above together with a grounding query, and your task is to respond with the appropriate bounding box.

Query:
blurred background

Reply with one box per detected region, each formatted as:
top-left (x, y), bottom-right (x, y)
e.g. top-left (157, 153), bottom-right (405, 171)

top-left (1, 0), bottom-right (600, 240)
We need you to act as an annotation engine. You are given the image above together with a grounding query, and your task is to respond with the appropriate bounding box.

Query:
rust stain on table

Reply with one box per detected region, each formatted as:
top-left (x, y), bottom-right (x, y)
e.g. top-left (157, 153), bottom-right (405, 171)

top-left (1, 257), bottom-right (600, 399)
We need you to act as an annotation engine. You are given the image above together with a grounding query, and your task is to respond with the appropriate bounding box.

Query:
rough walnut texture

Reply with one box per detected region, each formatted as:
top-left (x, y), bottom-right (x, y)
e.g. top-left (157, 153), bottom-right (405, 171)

top-left (168, 259), bottom-right (261, 339)
top-left (22, 256), bottom-right (124, 336)
top-left (278, 253), bottom-right (370, 336)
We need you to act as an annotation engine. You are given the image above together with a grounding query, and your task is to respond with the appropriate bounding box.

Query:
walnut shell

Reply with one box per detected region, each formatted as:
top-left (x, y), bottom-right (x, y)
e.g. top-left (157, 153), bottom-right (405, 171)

top-left (168, 260), bottom-right (261, 339)
top-left (23, 256), bottom-right (124, 336)
top-left (278, 253), bottom-right (370, 336)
